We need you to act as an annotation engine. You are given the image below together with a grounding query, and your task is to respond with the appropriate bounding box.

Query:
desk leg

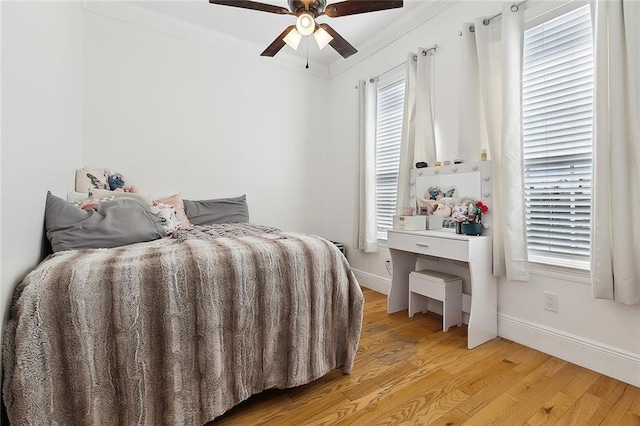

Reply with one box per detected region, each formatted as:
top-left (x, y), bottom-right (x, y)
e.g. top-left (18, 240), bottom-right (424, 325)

top-left (467, 251), bottom-right (498, 349)
top-left (387, 249), bottom-right (417, 313)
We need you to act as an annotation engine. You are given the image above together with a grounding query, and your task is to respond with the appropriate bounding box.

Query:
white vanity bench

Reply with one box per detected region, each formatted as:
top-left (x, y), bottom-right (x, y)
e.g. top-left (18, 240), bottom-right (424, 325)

top-left (387, 162), bottom-right (497, 349)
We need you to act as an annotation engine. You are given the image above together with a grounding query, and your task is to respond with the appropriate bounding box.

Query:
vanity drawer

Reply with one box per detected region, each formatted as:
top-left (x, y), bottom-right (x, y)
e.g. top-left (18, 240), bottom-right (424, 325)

top-left (388, 232), bottom-right (469, 262)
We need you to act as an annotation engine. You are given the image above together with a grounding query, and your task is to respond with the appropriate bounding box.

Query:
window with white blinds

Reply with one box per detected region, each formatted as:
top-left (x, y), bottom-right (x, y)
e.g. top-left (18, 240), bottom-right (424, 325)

top-left (522, 5), bottom-right (593, 265)
top-left (375, 76), bottom-right (405, 240)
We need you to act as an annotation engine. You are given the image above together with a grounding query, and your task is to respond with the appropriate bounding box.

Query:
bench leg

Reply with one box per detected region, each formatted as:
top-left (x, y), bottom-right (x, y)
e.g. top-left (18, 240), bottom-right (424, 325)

top-left (408, 291), bottom-right (430, 317)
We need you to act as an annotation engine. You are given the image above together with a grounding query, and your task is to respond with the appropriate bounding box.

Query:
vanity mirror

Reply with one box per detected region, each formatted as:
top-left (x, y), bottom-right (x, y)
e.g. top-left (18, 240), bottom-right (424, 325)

top-left (409, 161), bottom-right (493, 235)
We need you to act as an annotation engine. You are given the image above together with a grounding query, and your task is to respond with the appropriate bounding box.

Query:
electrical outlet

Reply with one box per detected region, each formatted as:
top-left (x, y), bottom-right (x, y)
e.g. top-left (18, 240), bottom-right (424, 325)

top-left (543, 292), bottom-right (558, 312)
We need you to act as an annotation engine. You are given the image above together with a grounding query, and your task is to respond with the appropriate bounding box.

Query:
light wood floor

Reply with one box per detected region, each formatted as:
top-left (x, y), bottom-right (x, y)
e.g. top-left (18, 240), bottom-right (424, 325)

top-left (211, 288), bottom-right (640, 425)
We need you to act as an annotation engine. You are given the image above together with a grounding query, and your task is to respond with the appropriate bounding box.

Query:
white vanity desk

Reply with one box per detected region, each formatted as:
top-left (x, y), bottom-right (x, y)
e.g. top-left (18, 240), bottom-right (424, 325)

top-left (387, 229), bottom-right (496, 349)
top-left (387, 162), bottom-right (497, 349)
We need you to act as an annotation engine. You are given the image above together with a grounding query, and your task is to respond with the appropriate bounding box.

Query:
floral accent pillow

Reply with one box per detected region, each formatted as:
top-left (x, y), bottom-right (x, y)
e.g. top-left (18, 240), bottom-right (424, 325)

top-left (150, 201), bottom-right (182, 235)
top-left (75, 167), bottom-right (109, 192)
top-left (157, 194), bottom-right (192, 229)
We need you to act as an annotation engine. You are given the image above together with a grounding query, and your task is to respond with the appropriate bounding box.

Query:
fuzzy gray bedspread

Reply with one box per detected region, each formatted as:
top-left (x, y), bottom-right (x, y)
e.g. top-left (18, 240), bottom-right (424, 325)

top-left (3, 227), bottom-right (364, 425)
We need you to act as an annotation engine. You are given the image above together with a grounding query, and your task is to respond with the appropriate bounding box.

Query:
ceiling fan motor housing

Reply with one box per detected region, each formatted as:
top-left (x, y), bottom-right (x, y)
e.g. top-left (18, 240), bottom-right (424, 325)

top-left (288, 0), bottom-right (326, 16)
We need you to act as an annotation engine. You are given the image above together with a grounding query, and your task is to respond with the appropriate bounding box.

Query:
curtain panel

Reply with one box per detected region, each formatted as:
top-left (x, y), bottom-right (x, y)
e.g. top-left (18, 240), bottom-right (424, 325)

top-left (458, 4), bottom-right (530, 281)
top-left (590, 0), bottom-right (640, 304)
top-left (396, 48), bottom-right (437, 215)
top-left (356, 79), bottom-right (379, 253)
top-left (457, 25), bottom-right (482, 163)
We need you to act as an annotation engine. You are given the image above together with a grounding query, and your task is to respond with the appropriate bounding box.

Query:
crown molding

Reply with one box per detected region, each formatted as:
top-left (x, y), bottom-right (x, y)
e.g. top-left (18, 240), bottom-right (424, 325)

top-left (81, 0), bottom-right (459, 80)
top-left (328, 0), bottom-right (459, 78)
top-left (81, 0), bottom-right (330, 79)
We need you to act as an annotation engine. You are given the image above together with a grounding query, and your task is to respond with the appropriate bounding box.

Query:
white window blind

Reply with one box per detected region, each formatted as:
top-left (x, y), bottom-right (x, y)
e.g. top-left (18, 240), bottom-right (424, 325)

top-left (375, 77), bottom-right (405, 240)
top-left (522, 5), bottom-right (593, 263)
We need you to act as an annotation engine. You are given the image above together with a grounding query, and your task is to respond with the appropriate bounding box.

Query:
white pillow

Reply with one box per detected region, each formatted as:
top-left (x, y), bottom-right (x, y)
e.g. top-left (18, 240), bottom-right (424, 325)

top-left (67, 191), bottom-right (89, 204)
top-left (76, 167), bottom-right (109, 192)
top-left (91, 188), bottom-right (152, 205)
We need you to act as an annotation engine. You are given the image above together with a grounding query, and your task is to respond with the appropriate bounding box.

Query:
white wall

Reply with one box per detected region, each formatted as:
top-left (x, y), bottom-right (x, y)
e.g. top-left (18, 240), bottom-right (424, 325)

top-left (325, 0), bottom-right (640, 386)
top-left (1, 0), bottom-right (84, 356)
top-left (82, 9), bottom-right (330, 232)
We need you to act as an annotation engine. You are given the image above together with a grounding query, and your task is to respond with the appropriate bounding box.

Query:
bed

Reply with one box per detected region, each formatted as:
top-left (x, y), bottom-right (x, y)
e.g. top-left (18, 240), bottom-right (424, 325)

top-left (2, 193), bottom-right (364, 424)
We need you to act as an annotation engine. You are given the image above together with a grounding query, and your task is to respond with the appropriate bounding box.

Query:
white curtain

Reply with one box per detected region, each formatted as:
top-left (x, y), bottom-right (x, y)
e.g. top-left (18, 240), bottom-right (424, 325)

top-left (463, 4), bottom-right (530, 281)
top-left (590, 0), bottom-right (640, 304)
top-left (396, 48), bottom-right (437, 215)
top-left (457, 24), bottom-right (482, 162)
top-left (356, 78), bottom-right (379, 253)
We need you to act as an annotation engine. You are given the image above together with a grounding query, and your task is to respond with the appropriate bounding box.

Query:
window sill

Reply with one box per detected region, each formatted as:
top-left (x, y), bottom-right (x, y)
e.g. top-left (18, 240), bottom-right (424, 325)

top-left (528, 255), bottom-right (590, 285)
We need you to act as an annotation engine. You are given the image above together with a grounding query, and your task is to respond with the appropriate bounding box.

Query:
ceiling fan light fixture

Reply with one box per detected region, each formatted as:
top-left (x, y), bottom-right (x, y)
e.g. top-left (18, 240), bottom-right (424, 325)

top-left (313, 27), bottom-right (333, 50)
top-left (283, 27), bottom-right (302, 50)
top-left (296, 13), bottom-right (315, 36)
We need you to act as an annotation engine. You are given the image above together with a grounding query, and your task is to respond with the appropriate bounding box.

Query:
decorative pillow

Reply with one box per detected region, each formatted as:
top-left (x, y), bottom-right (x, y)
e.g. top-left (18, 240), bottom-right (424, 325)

top-left (157, 194), bottom-right (192, 229)
top-left (91, 188), bottom-right (152, 205)
top-left (183, 195), bottom-right (249, 225)
top-left (67, 191), bottom-right (90, 204)
top-left (76, 167), bottom-right (109, 192)
top-left (150, 201), bottom-right (182, 235)
top-left (432, 201), bottom-right (452, 217)
top-left (45, 192), bottom-right (164, 253)
top-left (416, 198), bottom-right (438, 215)
top-left (77, 196), bottom-right (116, 210)
top-left (426, 186), bottom-right (457, 200)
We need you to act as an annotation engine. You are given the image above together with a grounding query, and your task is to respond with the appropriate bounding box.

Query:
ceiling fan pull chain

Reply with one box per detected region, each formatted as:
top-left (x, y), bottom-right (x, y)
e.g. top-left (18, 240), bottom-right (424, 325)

top-left (306, 37), bottom-right (310, 69)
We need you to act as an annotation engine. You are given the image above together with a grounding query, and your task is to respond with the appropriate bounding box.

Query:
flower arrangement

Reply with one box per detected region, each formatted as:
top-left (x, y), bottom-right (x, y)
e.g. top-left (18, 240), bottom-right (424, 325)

top-left (469, 201), bottom-right (489, 223)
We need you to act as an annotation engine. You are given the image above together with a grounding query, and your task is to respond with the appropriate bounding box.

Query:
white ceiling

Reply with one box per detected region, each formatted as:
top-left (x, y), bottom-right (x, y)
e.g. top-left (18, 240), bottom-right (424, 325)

top-left (132, 0), bottom-right (431, 69)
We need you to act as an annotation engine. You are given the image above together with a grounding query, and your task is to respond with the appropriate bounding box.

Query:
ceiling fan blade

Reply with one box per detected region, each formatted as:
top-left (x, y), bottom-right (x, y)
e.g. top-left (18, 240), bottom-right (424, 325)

top-left (324, 0), bottom-right (403, 17)
top-left (261, 25), bottom-right (296, 57)
top-left (318, 23), bottom-right (357, 58)
top-left (209, 0), bottom-right (291, 15)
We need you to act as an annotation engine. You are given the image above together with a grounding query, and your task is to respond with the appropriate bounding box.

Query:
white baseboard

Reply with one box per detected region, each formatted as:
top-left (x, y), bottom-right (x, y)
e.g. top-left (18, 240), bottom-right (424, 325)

top-left (498, 313), bottom-right (640, 387)
top-left (352, 269), bottom-right (391, 295)
top-left (352, 269), bottom-right (639, 387)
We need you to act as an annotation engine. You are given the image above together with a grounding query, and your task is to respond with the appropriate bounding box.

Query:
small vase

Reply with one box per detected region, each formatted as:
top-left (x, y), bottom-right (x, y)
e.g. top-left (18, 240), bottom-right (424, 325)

top-left (462, 222), bottom-right (483, 236)
top-left (455, 221), bottom-right (463, 234)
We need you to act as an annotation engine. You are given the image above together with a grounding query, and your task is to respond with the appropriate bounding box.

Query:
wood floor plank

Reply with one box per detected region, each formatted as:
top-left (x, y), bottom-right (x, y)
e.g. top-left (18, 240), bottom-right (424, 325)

top-left (586, 383), bottom-right (640, 426)
top-left (427, 408), bottom-right (469, 426)
top-left (524, 391), bottom-right (577, 426)
top-left (303, 381), bottom-right (397, 425)
top-left (560, 367), bottom-right (601, 398)
top-left (555, 392), bottom-right (603, 425)
top-left (456, 365), bottom-right (524, 416)
top-left (207, 289), bottom-right (639, 425)
top-left (363, 380), bottom-right (470, 425)
top-left (628, 386), bottom-right (640, 407)
top-left (460, 392), bottom-right (520, 426)
top-left (341, 361), bottom-right (418, 401)
top-left (505, 356), bottom-right (570, 401)
top-left (588, 374), bottom-right (624, 400)
top-left (485, 361), bottom-right (582, 424)
top-left (335, 368), bottom-right (456, 425)
top-left (619, 412), bottom-right (640, 426)
top-left (406, 388), bottom-right (470, 424)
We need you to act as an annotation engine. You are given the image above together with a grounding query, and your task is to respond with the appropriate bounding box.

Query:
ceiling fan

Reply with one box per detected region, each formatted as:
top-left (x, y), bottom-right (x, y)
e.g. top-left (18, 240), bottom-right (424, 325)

top-left (208, 0), bottom-right (403, 59)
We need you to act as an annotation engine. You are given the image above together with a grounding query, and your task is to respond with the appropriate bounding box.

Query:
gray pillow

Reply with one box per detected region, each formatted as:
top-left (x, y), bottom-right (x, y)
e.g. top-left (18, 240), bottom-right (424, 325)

top-left (183, 195), bottom-right (249, 225)
top-left (45, 192), bottom-right (164, 253)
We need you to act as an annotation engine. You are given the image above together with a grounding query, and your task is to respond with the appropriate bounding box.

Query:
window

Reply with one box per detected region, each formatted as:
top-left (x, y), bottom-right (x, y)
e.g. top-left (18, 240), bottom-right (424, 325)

top-left (375, 74), bottom-right (405, 240)
top-left (522, 5), bottom-right (593, 267)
